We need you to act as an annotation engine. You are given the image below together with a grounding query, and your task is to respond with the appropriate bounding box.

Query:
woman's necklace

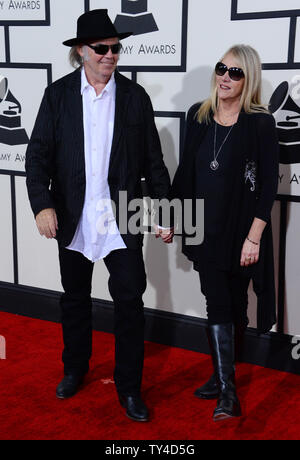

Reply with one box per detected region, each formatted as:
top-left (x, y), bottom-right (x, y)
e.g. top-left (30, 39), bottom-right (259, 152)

top-left (216, 110), bottom-right (240, 126)
top-left (210, 121), bottom-right (235, 171)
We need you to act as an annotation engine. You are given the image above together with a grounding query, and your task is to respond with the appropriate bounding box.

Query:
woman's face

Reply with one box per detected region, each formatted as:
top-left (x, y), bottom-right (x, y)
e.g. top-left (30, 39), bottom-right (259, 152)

top-left (216, 53), bottom-right (245, 104)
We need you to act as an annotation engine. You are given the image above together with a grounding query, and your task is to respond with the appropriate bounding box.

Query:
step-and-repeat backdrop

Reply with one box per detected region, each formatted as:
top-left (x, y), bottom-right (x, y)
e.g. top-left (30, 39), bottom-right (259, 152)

top-left (0, 0), bottom-right (300, 335)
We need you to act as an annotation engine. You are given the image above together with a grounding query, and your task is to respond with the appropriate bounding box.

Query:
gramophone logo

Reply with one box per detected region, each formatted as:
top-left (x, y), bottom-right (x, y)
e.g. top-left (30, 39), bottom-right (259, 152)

top-left (114, 0), bottom-right (159, 36)
top-left (0, 76), bottom-right (29, 146)
top-left (269, 81), bottom-right (300, 164)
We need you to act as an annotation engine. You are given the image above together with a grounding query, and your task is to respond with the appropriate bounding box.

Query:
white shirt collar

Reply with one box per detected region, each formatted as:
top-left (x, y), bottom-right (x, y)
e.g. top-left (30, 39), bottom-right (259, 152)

top-left (81, 67), bottom-right (116, 96)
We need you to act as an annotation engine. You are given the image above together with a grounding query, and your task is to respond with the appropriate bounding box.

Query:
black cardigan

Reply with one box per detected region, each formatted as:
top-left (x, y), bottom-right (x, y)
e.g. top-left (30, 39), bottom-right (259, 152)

top-left (170, 103), bottom-right (279, 333)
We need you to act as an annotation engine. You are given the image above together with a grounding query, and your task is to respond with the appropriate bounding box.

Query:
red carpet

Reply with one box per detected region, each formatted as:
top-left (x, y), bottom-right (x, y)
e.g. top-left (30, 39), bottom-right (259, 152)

top-left (0, 311), bottom-right (300, 440)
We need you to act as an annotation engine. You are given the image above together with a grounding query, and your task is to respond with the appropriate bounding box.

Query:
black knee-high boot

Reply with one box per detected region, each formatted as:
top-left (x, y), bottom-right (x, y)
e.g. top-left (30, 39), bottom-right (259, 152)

top-left (209, 323), bottom-right (241, 421)
top-left (194, 322), bottom-right (247, 400)
top-left (194, 327), bottom-right (218, 399)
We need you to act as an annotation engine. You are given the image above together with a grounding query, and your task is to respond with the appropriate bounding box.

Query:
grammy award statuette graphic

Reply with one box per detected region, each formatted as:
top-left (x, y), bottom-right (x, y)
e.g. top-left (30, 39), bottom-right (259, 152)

top-left (114, 0), bottom-right (158, 36)
top-left (268, 76), bottom-right (300, 197)
top-left (0, 75), bottom-right (29, 171)
top-left (91, 0), bottom-right (188, 71)
top-left (0, 76), bottom-right (29, 147)
top-left (269, 80), bottom-right (300, 165)
top-left (0, 67), bottom-right (48, 173)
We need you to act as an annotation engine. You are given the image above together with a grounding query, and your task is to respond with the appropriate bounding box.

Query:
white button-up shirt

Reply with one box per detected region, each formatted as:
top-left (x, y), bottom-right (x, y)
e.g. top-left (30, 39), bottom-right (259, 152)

top-left (67, 68), bottom-right (126, 262)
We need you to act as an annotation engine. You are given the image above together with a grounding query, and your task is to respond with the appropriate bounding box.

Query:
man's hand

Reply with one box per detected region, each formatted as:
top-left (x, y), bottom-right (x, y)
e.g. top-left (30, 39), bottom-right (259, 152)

top-left (154, 224), bottom-right (174, 244)
top-left (35, 208), bottom-right (58, 239)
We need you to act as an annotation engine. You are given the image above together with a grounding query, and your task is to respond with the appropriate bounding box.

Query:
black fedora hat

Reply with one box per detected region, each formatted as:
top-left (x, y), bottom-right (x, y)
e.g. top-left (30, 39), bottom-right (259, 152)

top-left (63, 9), bottom-right (132, 47)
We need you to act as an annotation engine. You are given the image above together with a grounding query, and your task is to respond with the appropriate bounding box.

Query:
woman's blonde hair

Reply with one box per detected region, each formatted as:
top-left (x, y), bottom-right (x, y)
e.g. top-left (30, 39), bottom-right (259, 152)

top-left (197, 44), bottom-right (268, 123)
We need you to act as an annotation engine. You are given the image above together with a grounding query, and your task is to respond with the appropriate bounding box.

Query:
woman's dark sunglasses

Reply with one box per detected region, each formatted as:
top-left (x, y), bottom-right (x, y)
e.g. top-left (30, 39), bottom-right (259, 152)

top-left (87, 43), bottom-right (122, 55)
top-left (215, 62), bottom-right (245, 81)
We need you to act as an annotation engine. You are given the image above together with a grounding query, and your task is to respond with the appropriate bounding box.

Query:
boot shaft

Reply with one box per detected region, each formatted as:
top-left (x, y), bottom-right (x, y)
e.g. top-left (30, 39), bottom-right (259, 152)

top-left (208, 323), bottom-right (235, 393)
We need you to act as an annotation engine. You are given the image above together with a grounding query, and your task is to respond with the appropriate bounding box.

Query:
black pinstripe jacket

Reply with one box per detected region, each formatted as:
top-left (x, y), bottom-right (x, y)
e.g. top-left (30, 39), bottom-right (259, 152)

top-left (25, 68), bottom-right (171, 248)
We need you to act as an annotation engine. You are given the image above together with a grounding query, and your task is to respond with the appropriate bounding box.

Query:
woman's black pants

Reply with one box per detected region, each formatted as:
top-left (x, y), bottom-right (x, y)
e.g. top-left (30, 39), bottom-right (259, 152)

top-left (58, 245), bottom-right (147, 396)
top-left (199, 263), bottom-right (251, 327)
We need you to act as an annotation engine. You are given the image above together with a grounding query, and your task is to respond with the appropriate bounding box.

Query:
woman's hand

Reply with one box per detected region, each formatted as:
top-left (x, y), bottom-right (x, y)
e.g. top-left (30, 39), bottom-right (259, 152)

top-left (240, 217), bottom-right (266, 266)
top-left (240, 238), bottom-right (260, 267)
top-left (154, 224), bottom-right (174, 244)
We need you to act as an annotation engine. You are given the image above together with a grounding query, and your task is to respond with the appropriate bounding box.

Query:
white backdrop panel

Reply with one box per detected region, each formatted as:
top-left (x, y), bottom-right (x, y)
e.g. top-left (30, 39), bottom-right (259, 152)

top-left (9, 0), bottom-right (84, 82)
top-left (271, 202), bottom-right (281, 333)
top-left (0, 0), bottom-right (48, 21)
top-left (143, 232), bottom-right (204, 318)
top-left (189, 1), bottom-right (290, 65)
top-left (0, 175), bottom-right (13, 283)
top-left (285, 202), bottom-right (300, 336)
top-left (137, 71), bottom-right (212, 114)
top-left (237, 0), bottom-right (300, 14)
top-left (0, 27), bottom-right (5, 61)
top-left (294, 17), bottom-right (300, 63)
top-left (15, 176), bottom-right (62, 291)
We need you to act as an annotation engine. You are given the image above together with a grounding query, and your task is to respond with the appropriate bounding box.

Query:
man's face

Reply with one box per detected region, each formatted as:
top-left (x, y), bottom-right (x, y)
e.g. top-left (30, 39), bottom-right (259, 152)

top-left (77, 37), bottom-right (120, 82)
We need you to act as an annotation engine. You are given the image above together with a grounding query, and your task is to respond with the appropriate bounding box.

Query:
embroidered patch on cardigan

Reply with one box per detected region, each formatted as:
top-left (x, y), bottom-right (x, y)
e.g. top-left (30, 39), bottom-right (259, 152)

top-left (245, 160), bottom-right (257, 192)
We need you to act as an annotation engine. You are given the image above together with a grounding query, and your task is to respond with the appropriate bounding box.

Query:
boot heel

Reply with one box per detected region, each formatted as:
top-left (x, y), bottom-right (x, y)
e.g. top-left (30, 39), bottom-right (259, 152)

top-left (213, 396), bottom-right (242, 421)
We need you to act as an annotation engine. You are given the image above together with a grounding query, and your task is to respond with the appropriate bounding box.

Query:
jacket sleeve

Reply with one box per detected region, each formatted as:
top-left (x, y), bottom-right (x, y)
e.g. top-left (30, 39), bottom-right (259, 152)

top-left (255, 114), bottom-right (279, 222)
top-left (169, 103), bottom-right (200, 201)
top-left (25, 87), bottom-right (56, 217)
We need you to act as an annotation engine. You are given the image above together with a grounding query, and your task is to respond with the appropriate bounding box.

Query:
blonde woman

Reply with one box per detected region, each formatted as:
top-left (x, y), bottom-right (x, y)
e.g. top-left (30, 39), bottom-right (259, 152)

top-left (170, 45), bottom-right (279, 421)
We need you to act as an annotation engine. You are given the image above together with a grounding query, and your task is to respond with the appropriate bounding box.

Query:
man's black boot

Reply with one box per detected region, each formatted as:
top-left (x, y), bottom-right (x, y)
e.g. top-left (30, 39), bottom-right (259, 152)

top-left (118, 394), bottom-right (149, 422)
top-left (56, 374), bottom-right (85, 399)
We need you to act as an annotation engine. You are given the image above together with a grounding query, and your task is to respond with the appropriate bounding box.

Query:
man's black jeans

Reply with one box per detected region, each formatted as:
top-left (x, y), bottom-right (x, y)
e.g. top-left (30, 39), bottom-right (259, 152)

top-left (58, 245), bottom-right (147, 396)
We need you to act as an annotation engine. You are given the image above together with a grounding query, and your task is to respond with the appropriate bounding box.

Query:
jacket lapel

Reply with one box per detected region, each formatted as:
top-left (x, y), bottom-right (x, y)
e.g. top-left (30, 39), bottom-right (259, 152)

top-left (109, 71), bottom-right (131, 176)
top-left (66, 69), bottom-right (85, 171)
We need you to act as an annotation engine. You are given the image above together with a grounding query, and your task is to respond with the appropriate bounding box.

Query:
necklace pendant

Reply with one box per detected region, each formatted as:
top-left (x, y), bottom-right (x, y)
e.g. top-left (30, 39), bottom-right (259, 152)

top-left (210, 160), bottom-right (219, 171)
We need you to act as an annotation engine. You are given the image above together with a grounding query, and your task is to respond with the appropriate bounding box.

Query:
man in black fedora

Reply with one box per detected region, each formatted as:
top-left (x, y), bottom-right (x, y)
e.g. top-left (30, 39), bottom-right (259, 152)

top-left (25, 9), bottom-right (172, 422)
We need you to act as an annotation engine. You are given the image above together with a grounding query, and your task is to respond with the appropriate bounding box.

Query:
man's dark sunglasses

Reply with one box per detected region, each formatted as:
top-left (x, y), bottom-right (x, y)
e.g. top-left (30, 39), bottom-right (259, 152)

top-left (215, 62), bottom-right (245, 81)
top-left (87, 43), bottom-right (122, 55)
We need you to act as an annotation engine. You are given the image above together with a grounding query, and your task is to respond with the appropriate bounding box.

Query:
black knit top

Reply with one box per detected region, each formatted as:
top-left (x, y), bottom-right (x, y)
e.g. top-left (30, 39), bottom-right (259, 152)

top-left (195, 121), bottom-right (237, 262)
